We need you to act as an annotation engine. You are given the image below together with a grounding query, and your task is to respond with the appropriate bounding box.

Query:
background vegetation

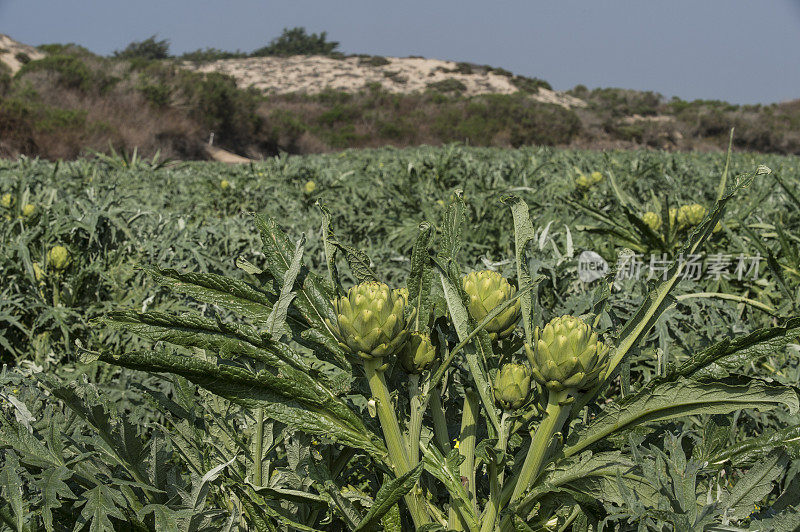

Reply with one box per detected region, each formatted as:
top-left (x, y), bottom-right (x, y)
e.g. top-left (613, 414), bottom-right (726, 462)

top-left (1, 28), bottom-right (799, 161)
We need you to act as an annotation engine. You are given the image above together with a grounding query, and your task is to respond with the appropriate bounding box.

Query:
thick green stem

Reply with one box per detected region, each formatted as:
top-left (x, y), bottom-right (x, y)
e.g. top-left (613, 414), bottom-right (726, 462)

top-left (449, 390), bottom-right (478, 530)
top-left (407, 374), bottom-right (423, 467)
top-left (479, 412), bottom-right (510, 532)
top-left (364, 359), bottom-right (429, 527)
top-left (253, 408), bottom-right (265, 486)
top-left (499, 388), bottom-right (572, 531)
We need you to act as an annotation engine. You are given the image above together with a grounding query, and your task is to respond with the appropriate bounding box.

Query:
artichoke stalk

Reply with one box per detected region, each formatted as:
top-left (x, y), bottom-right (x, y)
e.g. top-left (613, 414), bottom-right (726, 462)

top-left (462, 270), bottom-right (521, 340)
top-left (506, 315), bottom-right (612, 519)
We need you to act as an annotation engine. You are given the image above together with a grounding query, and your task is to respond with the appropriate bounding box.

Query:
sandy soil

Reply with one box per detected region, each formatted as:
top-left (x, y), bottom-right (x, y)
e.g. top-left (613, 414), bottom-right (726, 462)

top-left (183, 55), bottom-right (586, 108)
top-left (0, 34), bottom-right (45, 74)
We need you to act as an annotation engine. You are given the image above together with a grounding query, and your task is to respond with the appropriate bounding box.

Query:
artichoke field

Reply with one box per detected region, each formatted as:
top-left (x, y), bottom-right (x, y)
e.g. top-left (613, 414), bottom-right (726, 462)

top-left (1, 147), bottom-right (800, 530)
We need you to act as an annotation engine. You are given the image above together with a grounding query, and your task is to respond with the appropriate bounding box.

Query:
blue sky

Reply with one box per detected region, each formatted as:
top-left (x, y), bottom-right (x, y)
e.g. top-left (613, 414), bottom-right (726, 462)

top-left (2, 0), bottom-right (799, 104)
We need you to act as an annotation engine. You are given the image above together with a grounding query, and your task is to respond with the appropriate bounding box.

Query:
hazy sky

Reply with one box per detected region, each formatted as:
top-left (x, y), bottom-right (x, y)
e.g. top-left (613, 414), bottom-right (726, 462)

top-left (2, 0), bottom-right (799, 104)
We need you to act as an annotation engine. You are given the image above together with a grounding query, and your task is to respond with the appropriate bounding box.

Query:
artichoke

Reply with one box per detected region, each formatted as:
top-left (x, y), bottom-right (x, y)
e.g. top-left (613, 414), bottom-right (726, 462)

top-left (494, 363), bottom-right (531, 410)
top-left (399, 332), bottom-right (437, 374)
top-left (0, 193), bottom-right (12, 209)
top-left (22, 204), bottom-right (35, 217)
top-left (220, 179), bottom-right (230, 189)
top-left (327, 281), bottom-right (410, 360)
top-left (304, 181), bottom-right (316, 194)
top-left (47, 246), bottom-right (71, 271)
top-left (462, 270), bottom-right (520, 340)
top-left (525, 315), bottom-right (611, 392)
top-left (642, 211), bottom-right (662, 232)
top-left (677, 204), bottom-right (706, 229)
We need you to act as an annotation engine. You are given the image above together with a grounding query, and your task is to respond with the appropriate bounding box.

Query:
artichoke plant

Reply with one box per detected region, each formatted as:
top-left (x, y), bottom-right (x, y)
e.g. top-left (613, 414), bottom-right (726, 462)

top-left (677, 203), bottom-right (707, 228)
top-left (47, 246), bottom-right (71, 271)
top-left (327, 281), bottom-right (410, 360)
top-left (525, 315), bottom-right (610, 392)
top-left (642, 211), bottom-right (662, 232)
top-left (399, 332), bottom-right (437, 374)
top-left (494, 363), bottom-right (531, 410)
top-left (462, 270), bottom-right (520, 340)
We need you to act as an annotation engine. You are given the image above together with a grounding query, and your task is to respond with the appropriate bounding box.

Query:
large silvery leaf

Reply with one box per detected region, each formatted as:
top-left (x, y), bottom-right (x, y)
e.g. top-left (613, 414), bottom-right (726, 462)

top-left (97, 349), bottom-right (387, 461)
top-left (504, 195), bottom-right (536, 344)
top-left (710, 423), bottom-right (800, 467)
top-left (0, 452), bottom-right (23, 532)
top-left (146, 267), bottom-right (276, 323)
top-left (265, 235), bottom-right (305, 337)
top-left (354, 464), bottom-right (424, 532)
top-left (407, 222), bottom-right (434, 330)
top-left (255, 214), bottom-right (340, 339)
top-left (563, 377), bottom-right (799, 458)
top-left (103, 310), bottom-right (310, 371)
top-left (518, 451), bottom-right (657, 510)
top-left (74, 485), bottom-right (127, 532)
top-left (671, 316), bottom-right (800, 380)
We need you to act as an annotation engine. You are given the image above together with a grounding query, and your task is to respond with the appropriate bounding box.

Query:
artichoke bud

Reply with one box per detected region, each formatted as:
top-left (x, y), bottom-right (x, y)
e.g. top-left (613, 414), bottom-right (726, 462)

top-left (22, 204), bottom-right (35, 217)
top-left (642, 211), bottom-right (662, 232)
top-left (0, 193), bottom-right (13, 209)
top-left (399, 332), bottom-right (437, 374)
top-left (677, 204), bottom-right (706, 229)
top-left (462, 270), bottom-right (521, 340)
top-left (326, 281), bottom-right (410, 360)
top-left (47, 246), bottom-right (71, 271)
top-left (494, 363), bottom-right (531, 410)
top-left (526, 315), bottom-right (611, 392)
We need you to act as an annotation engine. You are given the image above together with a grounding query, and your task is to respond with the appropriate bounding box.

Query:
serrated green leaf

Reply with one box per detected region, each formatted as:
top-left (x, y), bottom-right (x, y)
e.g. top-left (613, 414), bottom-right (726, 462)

top-left (407, 222), bottom-right (434, 331)
top-left (265, 235), bottom-right (305, 336)
top-left (0, 452), bottom-right (24, 532)
top-left (564, 377), bottom-right (798, 459)
top-left (36, 466), bottom-right (75, 532)
top-left (504, 195), bottom-right (536, 344)
top-left (73, 485), bottom-right (127, 532)
top-left (355, 464), bottom-right (423, 532)
top-left (723, 450), bottom-right (787, 520)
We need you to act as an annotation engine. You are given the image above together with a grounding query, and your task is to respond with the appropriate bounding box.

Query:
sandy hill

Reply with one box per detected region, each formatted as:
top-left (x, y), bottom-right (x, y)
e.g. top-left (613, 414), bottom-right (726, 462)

top-left (183, 55), bottom-right (586, 108)
top-left (0, 34), bottom-right (45, 74)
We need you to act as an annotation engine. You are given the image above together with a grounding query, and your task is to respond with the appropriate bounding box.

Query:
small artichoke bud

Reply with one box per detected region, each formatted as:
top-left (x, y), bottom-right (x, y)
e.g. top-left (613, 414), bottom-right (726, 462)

top-left (220, 179), bottom-right (230, 190)
top-left (326, 281), bottom-right (410, 360)
top-left (462, 270), bottom-right (521, 340)
top-left (304, 181), bottom-right (316, 194)
top-left (575, 174), bottom-right (592, 188)
top-left (47, 246), bottom-right (71, 271)
top-left (0, 193), bottom-right (13, 209)
top-left (590, 171), bottom-right (604, 184)
top-left (399, 332), bottom-right (437, 374)
top-left (525, 315), bottom-right (611, 392)
top-left (642, 211), bottom-right (662, 232)
top-left (677, 204), bottom-right (706, 228)
top-left (22, 204), bottom-right (36, 217)
top-left (494, 363), bottom-right (531, 410)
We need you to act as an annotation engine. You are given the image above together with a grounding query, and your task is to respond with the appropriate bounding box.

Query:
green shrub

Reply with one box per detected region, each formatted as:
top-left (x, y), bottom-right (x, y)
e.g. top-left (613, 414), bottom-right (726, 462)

top-left (357, 55), bottom-right (391, 67)
top-left (138, 81), bottom-right (172, 107)
top-left (251, 26), bottom-right (339, 56)
top-left (113, 35), bottom-right (171, 60)
top-left (14, 52), bottom-right (31, 64)
top-left (510, 75), bottom-right (552, 93)
top-left (179, 47), bottom-right (247, 62)
top-left (16, 55), bottom-right (94, 92)
top-left (427, 78), bottom-right (467, 94)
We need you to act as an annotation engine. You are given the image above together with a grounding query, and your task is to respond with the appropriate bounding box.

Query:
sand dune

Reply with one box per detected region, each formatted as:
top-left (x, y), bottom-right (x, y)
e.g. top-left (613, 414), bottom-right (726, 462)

top-left (184, 55), bottom-right (585, 108)
top-left (0, 34), bottom-right (45, 74)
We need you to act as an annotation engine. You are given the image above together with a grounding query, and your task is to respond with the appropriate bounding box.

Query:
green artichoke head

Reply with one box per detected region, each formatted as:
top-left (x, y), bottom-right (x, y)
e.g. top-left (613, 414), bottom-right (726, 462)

top-left (0, 193), bottom-right (13, 209)
top-left (326, 281), bottom-right (410, 360)
top-left (399, 332), bottom-right (437, 374)
top-left (462, 270), bottom-right (521, 340)
top-left (47, 246), bottom-right (71, 271)
top-left (677, 203), bottom-right (706, 229)
top-left (642, 211), bottom-right (662, 232)
top-left (494, 363), bottom-right (531, 410)
top-left (525, 315), bottom-right (611, 392)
